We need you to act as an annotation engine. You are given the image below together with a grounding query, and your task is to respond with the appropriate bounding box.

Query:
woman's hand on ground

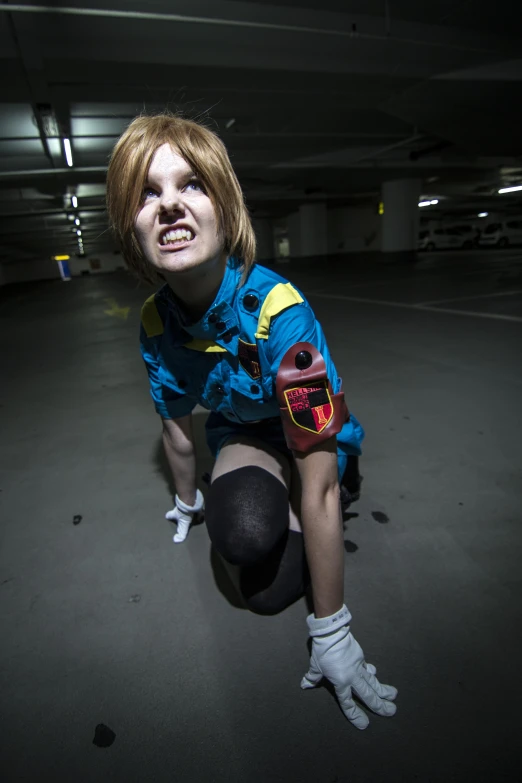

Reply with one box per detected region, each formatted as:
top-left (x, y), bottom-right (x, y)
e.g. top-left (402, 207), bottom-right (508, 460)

top-left (165, 506), bottom-right (194, 543)
top-left (301, 607), bottom-right (397, 729)
top-left (165, 488), bottom-right (205, 543)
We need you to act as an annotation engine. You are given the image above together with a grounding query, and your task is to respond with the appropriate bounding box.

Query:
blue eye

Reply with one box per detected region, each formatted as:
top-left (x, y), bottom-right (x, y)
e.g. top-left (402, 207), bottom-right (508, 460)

top-left (186, 178), bottom-right (204, 192)
top-left (143, 187), bottom-right (157, 199)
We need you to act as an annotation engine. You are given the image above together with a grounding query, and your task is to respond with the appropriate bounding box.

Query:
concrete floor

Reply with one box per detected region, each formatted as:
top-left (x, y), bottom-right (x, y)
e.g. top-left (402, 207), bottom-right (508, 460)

top-left (1, 249), bottom-right (521, 782)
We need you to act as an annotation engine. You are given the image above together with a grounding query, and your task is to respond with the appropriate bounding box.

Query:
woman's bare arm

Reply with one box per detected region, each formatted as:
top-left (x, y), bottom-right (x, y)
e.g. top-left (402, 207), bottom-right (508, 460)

top-left (161, 414), bottom-right (198, 505)
top-left (294, 436), bottom-right (344, 619)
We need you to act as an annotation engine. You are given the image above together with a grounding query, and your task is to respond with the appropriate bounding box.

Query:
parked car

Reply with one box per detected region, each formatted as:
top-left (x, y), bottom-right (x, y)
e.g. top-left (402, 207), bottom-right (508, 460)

top-left (448, 225), bottom-right (479, 247)
top-left (478, 220), bottom-right (522, 248)
top-left (418, 227), bottom-right (474, 251)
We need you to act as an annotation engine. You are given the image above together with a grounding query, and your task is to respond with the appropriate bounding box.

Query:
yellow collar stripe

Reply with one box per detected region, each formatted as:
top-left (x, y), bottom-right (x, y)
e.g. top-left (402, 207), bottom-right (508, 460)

top-left (255, 283), bottom-right (304, 340)
top-left (184, 339), bottom-right (228, 352)
top-left (141, 295), bottom-right (164, 337)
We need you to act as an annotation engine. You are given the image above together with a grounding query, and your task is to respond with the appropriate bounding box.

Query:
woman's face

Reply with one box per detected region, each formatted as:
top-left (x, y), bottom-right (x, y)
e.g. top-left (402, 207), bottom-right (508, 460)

top-left (134, 143), bottom-right (225, 276)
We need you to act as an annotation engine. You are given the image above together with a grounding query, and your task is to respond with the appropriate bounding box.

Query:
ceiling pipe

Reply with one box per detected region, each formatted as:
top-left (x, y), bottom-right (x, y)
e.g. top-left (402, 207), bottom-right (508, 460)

top-left (0, 132), bottom-right (416, 142)
top-left (0, 5), bottom-right (504, 55)
top-left (409, 140), bottom-right (453, 161)
top-left (342, 133), bottom-right (425, 166)
top-left (0, 166), bottom-right (107, 179)
top-left (0, 207), bottom-right (107, 218)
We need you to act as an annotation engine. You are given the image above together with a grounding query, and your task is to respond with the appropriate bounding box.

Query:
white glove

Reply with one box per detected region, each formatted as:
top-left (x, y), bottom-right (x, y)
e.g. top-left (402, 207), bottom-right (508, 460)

top-left (301, 604), bottom-right (397, 730)
top-left (165, 488), bottom-right (205, 544)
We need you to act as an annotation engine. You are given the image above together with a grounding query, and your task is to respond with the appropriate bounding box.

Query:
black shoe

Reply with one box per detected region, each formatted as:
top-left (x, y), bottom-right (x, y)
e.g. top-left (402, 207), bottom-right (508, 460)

top-left (340, 475), bottom-right (363, 510)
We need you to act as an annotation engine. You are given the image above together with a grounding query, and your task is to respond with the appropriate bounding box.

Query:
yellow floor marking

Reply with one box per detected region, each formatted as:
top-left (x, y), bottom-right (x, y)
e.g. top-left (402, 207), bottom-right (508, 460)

top-left (104, 297), bottom-right (130, 320)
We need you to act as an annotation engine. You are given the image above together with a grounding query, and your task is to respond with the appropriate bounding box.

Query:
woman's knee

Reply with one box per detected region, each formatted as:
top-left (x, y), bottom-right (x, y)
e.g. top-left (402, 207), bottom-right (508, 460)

top-left (240, 530), bottom-right (311, 615)
top-left (205, 465), bottom-right (289, 566)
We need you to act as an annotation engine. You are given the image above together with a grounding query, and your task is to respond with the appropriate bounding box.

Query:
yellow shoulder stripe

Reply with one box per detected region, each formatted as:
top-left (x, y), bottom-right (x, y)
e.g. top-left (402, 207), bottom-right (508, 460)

top-left (184, 339), bottom-right (228, 353)
top-left (141, 294), bottom-right (164, 337)
top-left (255, 283), bottom-right (304, 340)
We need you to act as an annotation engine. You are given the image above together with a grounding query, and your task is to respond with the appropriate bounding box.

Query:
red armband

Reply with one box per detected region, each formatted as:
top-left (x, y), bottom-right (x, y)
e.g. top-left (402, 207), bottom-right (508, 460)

top-left (275, 342), bottom-right (349, 452)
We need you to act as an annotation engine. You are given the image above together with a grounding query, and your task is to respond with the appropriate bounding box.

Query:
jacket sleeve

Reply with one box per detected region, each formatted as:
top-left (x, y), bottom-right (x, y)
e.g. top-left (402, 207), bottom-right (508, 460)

top-left (140, 326), bottom-right (196, 420)
top-left (266, 301), bottom-right (349, 452)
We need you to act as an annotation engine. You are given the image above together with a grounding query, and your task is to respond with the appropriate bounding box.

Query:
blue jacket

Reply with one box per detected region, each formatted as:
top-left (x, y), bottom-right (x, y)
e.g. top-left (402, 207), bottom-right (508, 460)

top-left (140, 257), bottom-right (364, 479)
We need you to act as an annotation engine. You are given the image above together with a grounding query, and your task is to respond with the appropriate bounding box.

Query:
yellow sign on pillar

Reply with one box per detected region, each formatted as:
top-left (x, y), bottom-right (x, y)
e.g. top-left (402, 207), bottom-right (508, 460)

top-left (53, 255), bottom-right (70, 261)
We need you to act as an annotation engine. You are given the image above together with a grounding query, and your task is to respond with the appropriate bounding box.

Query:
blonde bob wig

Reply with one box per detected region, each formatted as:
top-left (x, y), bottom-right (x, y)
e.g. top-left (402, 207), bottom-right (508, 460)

top-left (106, 113), bottom-right (256, 286)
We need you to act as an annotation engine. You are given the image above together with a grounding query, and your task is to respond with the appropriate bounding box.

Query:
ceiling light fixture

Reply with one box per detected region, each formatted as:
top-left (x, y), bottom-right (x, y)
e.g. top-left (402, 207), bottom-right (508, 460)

top-left (418, 199), bottom-right (439, 207)
top-left (75, 218), bottom-right (80, 226)
top-left (77, 230), bottom-right (82, 236)
top-left (478, 212), bottom-right (488, 217)
top-left (71, 195), bottom-right (78, 208)
top-left (63, 138), bottom-right (73, 167)
top-left (225, 118), bottom-right (236, 129)
top-left (498, 185), bottom-right (522, 194)
top-left (37, 104), bottom-right (60, 138)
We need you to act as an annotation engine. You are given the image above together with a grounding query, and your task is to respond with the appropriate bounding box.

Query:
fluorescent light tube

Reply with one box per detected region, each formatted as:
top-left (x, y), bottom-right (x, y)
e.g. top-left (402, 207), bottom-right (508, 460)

top-left (498, 185), bottom-right (522, 194)
top-left (63, 138), bottom-right (73, 167)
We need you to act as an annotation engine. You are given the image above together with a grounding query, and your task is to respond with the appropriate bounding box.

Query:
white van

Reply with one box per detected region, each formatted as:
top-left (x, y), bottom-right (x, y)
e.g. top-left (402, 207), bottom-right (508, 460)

top-left (478, 219), bottom-right (522, 248)
top-left (418, 227), bottom-right (474, 251)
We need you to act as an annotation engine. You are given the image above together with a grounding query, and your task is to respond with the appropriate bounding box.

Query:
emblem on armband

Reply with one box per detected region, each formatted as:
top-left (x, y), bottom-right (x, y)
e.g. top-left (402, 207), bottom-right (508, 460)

top-left (283, 381), bottom-right (333, 434)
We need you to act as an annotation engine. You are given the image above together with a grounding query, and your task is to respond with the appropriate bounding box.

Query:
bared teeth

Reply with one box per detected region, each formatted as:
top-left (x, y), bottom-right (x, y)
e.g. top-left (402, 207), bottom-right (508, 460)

top-left (161, 228), bottom-right (193, 245)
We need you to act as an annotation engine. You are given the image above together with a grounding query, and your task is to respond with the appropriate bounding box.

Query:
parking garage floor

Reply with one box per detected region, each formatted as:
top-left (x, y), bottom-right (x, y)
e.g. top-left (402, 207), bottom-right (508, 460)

top-left (1, 249), bottom-right (521, 783)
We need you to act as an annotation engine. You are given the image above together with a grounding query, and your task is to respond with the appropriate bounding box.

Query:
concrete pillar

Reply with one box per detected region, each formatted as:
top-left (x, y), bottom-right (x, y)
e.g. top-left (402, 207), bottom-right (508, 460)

top-left (287, 211), bottom-right (302, 258)
top-left (252, 218), bottom-right (274, 261)
top-left (287, 204), bottom-right (328, 258)
top-left (381, 179), bottom-right (421, 258)
top-left (328, 206), bottom-right (381, 253)
top-left (299, 203), bottom-right (327, 257)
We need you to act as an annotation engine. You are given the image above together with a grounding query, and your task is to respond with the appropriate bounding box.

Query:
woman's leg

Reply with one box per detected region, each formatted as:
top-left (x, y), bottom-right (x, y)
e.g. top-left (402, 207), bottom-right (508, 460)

top-left (340, 455), bottom-right (362, 506)
top-left (205, 436), bottom-right (309, 615)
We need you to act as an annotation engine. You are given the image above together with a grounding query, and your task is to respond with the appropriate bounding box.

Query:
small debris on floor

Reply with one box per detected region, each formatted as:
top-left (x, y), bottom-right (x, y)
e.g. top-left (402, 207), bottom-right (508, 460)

top-left (92, 723), bottom-right (116, 748)
top-left (459, 502), bottom-right (463, 506)
top-left (73, 515), bottom-right (82, 525)
top-left (128, 594), bottom-right (141, 603)
top-left (371, 511), bottom-right (390, 524)
top-left (403, 415), bottom-right (410, 420)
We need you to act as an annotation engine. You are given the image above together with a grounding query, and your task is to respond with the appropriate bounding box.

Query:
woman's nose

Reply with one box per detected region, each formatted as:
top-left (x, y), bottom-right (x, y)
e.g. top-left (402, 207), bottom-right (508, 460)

top-left (159, 189), bottom-right (182, 214)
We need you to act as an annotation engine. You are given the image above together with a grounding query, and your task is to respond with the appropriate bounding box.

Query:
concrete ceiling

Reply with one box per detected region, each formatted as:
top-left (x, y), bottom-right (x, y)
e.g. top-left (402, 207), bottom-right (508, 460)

top-left (0, 0), bottom-right (521, 263)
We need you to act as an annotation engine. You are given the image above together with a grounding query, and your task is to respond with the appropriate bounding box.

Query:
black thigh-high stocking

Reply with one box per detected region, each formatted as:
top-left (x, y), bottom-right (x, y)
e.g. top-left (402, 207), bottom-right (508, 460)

top-left (205, 466), bottom-right (310, 615)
